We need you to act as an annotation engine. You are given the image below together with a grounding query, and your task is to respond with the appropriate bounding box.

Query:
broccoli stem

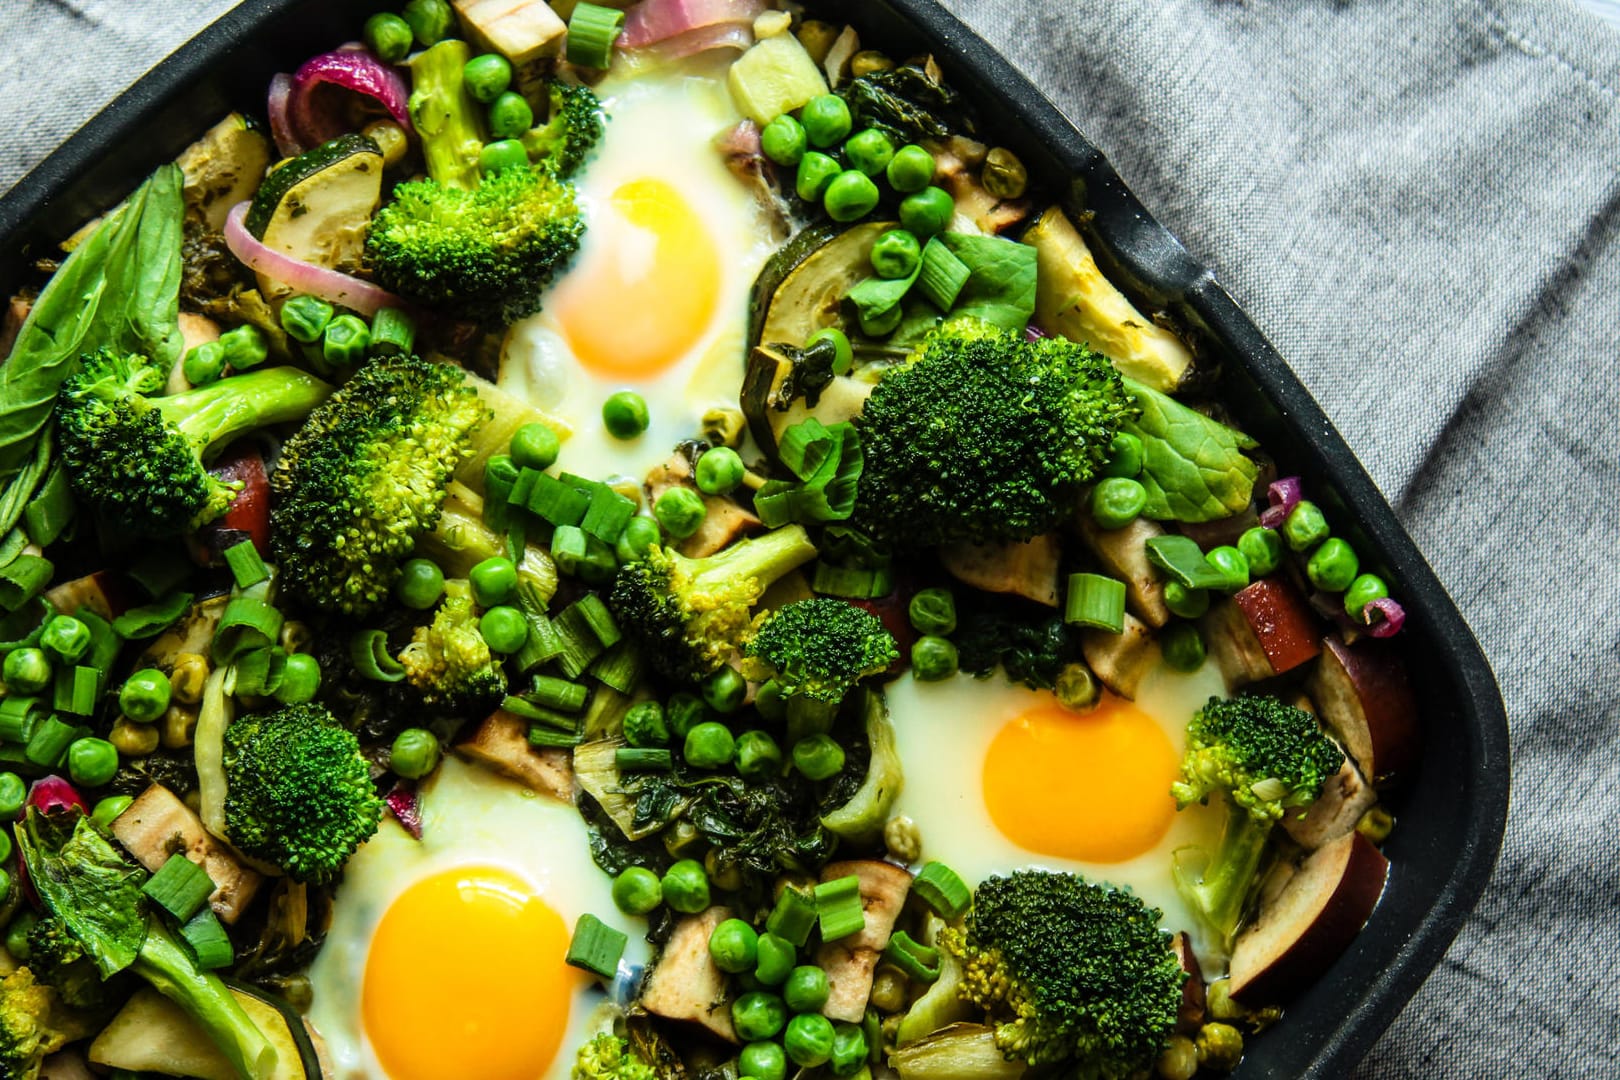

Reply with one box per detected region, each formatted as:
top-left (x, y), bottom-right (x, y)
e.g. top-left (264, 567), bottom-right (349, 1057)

top-left (1179, 799), bottom-right (1272, 949)
top-left (685, 523), bottom-right (818, 594)
top-left (154, 367), bottom-right (333, 458)
top-left (132, 917), bottom-right (277, 1079)
top-left (408, 39), bottom-right (488, 190)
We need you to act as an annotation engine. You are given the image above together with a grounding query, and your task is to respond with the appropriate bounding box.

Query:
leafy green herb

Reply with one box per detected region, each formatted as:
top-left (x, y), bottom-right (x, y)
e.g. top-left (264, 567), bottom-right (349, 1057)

top-left (937, 233), bottom-right (1037, 331)
top-left (843, 65), bottom-right (969, 143)
top-left (1123, 377), bottom-right (1258, 522)
top-left (848, 261), bottom-right (922, 323)
top-left (16, 811), bottom-right (147, 977)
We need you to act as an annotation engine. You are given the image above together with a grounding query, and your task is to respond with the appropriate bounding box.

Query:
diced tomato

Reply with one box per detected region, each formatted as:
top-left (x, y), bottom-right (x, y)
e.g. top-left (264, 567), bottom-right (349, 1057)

top-left (208, 444), bottom-right (271, 555)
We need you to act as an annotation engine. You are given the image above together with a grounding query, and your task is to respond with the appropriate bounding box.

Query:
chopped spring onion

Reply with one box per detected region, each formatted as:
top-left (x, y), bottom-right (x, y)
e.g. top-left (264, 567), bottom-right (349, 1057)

top-left (1143, 535), bottom-right (1230, 591)
top-left (551, 524), bottom-right (589, 575)
top-left (502, 695), bottom-right (580, 732)
top-left (514, 607), bottom-right (565, 673)
top-left (26, 716), bottom-right (87, 768)
top-left (0, 696), bottom-right (45, 744)
top-left (911, 862), bottom-right (970, 921)
top-left (529, 675), bottom-right (589, 712)
top-left (350, 629), bottom-right (406, 683)
top-left (0, 555), bottom-right (53, 612)
top-left (766, 884), bottom-right (818, 947)
top-left (509, 467), bottom-right (540, 509)
top-left (567, 2), bottom-right (625, 69)
top-left (883, 930), bottom-right (941, 983)
top-left (1065, 572), bottom-right (1126, 633)
top-left (815, 874), bottom-right (866, 941)
top-left (528, 473), bottom-right (591, 527)
top-left (589, 641), bottom-right (642, 694)
top-left (181, 908), bottom-right (234, 970)
top-left (566, 913), bottom-right (628, 979)
top-left (483, 455), bottom-right (519, 532)
top-left (223, 540), bottom-right (270, 589)
top-left (112, 591), bottom-right (194, 640)
top-left (777, 417), bottom-right (840, 483)
top-left (369, 306), bottom-right (416, 359)
top-left (553, 603), bottom-right (607, 680)
top-left (142, 853), bottom-right (217, 922)
top-left (917, 237), bottom-right (971, 312)
top-left (811, 561), bottom-right (893, 599)
top-left (211, 595), bottom-right (284, 663)
top-left (23, 465), bottom-right (74, 547)
top-left (574, 594), bottom-right (621, 648)
top-left (64, 667), bottom-right (99, 717)
top-left (229, 647), bottom-right (287, 698)
top-left (581, 484), bottom-right (636, 545)
top-left (528, 725), bottom-right (585, 749)
top-left (615, 747), bottom-right (673, 772)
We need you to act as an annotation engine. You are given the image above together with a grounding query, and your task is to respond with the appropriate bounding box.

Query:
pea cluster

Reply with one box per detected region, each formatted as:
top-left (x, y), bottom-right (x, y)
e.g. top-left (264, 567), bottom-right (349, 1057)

top-left (618, 683), bottom-right (852, 784)
top-left (252, 294), bottom-right (419, 380)
top-left (1275, 498), bottom-right (1391, 623)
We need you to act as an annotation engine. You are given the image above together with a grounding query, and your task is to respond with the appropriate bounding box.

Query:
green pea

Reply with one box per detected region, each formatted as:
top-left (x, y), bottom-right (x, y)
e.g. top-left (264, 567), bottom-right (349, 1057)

top-left (463, 53), bottom-right (514, 103)
top-left (792, 734), bottom-right (845, 781)
top-left (401, 0), bottom-right (454, 45)
top-left (666, 692), bottom-right (707, 739)
top-left (907, 587), bottom-right (956, 636)
top-left (479, 138), bottom-right (530, 175)
top-left (1282, 500), bottom-right (1330, 552)
top-left (685, 721), bottom-right (736, 769)
top-left (1307, 538), bottom-right (1359, 593)
top-left (886, 143), bottom-right (935, 193)
top-left (829, 1022), bottom-right (869, 1076)
top-left (3, 647), bottom-right (51, 694)
top-left (0, 830), bottom-right (11, 864)
top-left (870, 229), bottom-right (921, 280)
top-left (844, 129), bottom-right (896, 177)
top-left (800, 94), bottom-right (852, 147)
top-left (911, 636), bottom-right (958, 681)
top-left (783, 1012), bottom-right (835, 1067)
top-left (603, 390), bottom-right (650, 439)
top-left (858, 300), bottom-right (904, 338)
top-left (91, 794), bottom-right (134, 829)
top-left (217, 324), bottom-right (268, 370)
top-left (806, 327), bottom-right (854, 375)
top-left (1237, 526), bottom-right (1283, 578)
top-left (709, 917), bottom-right (760, 973)
top-left (616, 515), bottom-right (662, 563)
top-left (396, 558), bottom-right (446, 610)
top-left (898, 186), bottom-right (954, 237)
top-left (274, 652), bottom-right (322, 705)
top-left (119, 668), bottom-right (172, 723)
top-left (696, 447), bottom-right (746, 496)
top-left (364, 12), bottom-right (415, 63)
top-left (740, 1041), bottom-right (788, 1080)
top-left (662, 858), bottom-right (710, 913)
top-left (1163, 582), bottom-right (1210, 619)
top-left (762, 114), bottom-right (808, 166)
top-left (470, 556), bottom-right (519, 606)
top-left (1204, 546), bottom-right (1251, 593)
top-left (754, 931), bottom-right (796, 986)
top-left (41, 615), bottom-right (91, 664)
top-left (0, 868), bottom-right (14, 904)
top-left (4, 911), bottom-right (37, 961)
top-left (279, 294), bottom-right (333, 344)
top-left (508, 423), bottom-right (559, 471)
top-left (612, 866), bottom-right (663, 915)
top-left (479, 606), bottom-right (529, 654)
top-left (824, 171), bottom-right (881, 223)
top-left (1091, 477), bottom-right (1147, 530)
top-left (488, 91), bottom-right (534, 139)
top-left (783, 964), bottom-right (830, 1013)
top-left (0, 773), bottom-right (25, 820)
top-left (182, 341), bottom-right (226, 386)
top-left (623, 701), bottom-right (670, 748)
top-left (655, 488), bottom-right (707, 540)
top-left (1054, 663), bottom-right (1100, 712)
top-left (753, 680), bottom-right (787, 723)
top-left (67, 738), bottom-right (119, 788)
top-left (702, 666), bottom-right (747, 715)
top-left (1161, 623), bottom-right (1206, 672)
top-left (1344, 573), bottom-right (1390, 623)
top-left (733, 991), bottom-right (789, 1042)
top-left (1101, 431), bottom-right (1145, 479)
top-left (796, 151), bottom-right (843, 202)
top-left (390, 728), bottom-right (442, 780)
top-left (321, 314), bottom-right (371, 368)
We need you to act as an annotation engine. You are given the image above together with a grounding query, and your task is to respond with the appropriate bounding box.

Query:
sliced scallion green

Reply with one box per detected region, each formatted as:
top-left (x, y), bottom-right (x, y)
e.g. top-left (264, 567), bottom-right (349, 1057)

top-left (142, 853), bottom-right (216, 922)
top-left (0, 696), bottom-right (45, 744)
top-left (566, 913), bottom-right (627, 979)
top-left (581, 484), bottom-right (636, 545)
top-left (181, 908), bottom-right (234, 970)
top-left (529, 675), bottom-right (588, 712)
top-left (26, 716), bottom-right (86, 768)
top-left (211, 595), bottom-right (284, 663)
top-left (811, 562), bottom-right (893, 599)
top-left (566, 1), bottom-right (624, 69)
top-left (917, 237), bottom-right (971, 312)
top-left (22, 465), bottom-right (74, 547)
top-left (911, 862), bottom-right (970, 920)
top-left (883, 930), bottom-right (941, 983)
top-left (766, 885), bottom-right (818, 947)
top-left (528, 473), bottom-right (591, 527)
top-left (223, 540), bottom-right (269, 590)
top-left (815, 874), bottom-right (866, 941)
top-left (0, 555), bottom-right (53, 612)
top-left (1065, 572), bottom-right (1126, 633)
top-left (588, 641), bottom-right (642, 694)
top-left (350, 629), bottom-right (406, 683)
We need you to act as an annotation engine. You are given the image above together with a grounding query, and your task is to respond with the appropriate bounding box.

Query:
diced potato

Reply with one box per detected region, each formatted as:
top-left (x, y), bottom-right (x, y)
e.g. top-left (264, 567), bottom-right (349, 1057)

top-left (729, 33), bottom-right (829, 126)
top-left (109, 785), bottom-right (262, 925)
top-left (454, 0), bottom-right (567, 64)
top-left (645, 454), bottom-right (761, 558)
top-left (814, 860), bottom-right (913, 1023)
top-left (1079, 612), bottom-right (1160, 699)
top-left (940, 533), bottom-right (1061, 607)
top-left (642, 907), bottom-right (738, 1042)
top-left (456, 709), bottom-right (574, 801)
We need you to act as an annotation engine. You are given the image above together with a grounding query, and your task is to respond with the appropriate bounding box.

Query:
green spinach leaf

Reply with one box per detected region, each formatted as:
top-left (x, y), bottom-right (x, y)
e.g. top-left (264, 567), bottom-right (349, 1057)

top-left (848, 261), bottom-right (922, 322)
top-left (17, 811), bottom-right (147, 977)
top-left (1123, 377), bottom-right (1258, 522)
top-left (939, 233), bottom-right (1037, 332)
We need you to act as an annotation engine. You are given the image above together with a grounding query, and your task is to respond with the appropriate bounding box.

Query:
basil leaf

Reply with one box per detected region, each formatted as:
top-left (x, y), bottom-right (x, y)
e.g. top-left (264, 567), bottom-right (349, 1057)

top-left (938, 232), bottom-right (1037, 332)
top-left (848, 261), bottom-right (922, 322)
top-left (1124, 377), bottom-right (1259, 523)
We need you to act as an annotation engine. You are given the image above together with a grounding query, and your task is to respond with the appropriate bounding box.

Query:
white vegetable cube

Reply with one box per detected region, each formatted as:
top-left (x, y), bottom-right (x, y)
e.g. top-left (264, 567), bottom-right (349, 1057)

top-left (453, 0), bottom-right (567, 64)
top-left (728, 33), bottom-right (830, 126)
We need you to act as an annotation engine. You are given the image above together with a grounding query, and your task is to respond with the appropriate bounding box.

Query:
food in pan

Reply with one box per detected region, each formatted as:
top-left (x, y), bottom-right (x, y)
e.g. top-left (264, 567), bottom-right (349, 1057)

top-left (0, 1), bottom-right (1419, 1077)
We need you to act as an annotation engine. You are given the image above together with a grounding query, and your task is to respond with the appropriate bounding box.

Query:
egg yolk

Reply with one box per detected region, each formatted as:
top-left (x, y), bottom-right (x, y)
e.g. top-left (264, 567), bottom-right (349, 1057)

top-left (362, 866), bottom-right (583, 1080)
top-left (555, 178), bottom-right (721, 378)
top-left (982, 696), bottom-right (1178, 863)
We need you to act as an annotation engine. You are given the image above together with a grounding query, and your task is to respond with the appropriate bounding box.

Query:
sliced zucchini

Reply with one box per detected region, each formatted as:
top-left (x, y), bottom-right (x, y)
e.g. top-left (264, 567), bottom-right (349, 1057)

top-left (88, 984), bottom-right (319, 1080)
top-left (740, 343), bottom-right (874, 460)
top-left (246, 133), bottom-right (384, 280)
top-left (749, 221), bottom-right (892, 351)
top-left (177, 113), bottom-right (274, 233)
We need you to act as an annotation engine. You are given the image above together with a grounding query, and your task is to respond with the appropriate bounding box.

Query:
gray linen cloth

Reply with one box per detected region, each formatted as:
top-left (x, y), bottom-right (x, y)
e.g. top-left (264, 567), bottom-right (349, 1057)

top-left (2, 0), bottom-right (1617, 1075)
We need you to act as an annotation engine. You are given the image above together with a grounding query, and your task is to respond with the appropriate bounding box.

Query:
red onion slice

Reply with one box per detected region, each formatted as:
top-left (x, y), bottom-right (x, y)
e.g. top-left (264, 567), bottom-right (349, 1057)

top-left (224, 202), bottom-right (404, 317)
top-left (621, 0), bottom-right (764, 47)
top-left (1025, 324), bottom-right (1050, 341)
top-left (27, 775), bottom-right (87, 817)
top-left (635, 21), bottom-right (753, 59)
top-left (715, 120), bottom-right (761, 157)
top-left (289, 49), bottom-right (413, 149)
top-left (1259, 475), bottom-right (1303, 529)
top-left (1363, 597), bottom-right (1406, 638)
top-left (267, 73), bottom-right (303, 158)
top-left (385, 781), bottom-right (424, 840)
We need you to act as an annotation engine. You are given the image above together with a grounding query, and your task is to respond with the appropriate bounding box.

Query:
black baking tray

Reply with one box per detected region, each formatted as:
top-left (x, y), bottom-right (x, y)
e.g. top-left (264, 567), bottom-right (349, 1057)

top-left (0, 1), bottom-right (1510, 1075)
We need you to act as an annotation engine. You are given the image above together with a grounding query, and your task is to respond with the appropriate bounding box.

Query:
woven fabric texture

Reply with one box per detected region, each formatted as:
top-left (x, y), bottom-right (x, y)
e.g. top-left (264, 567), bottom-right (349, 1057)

top-left (1, 1), bottom-right (1616, 1076)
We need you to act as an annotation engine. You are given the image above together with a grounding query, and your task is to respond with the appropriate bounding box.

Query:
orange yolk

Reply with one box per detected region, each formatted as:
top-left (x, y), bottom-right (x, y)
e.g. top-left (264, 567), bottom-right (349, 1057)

top-left (554, 178), bottom-right (720, 378)
top-left (362, 866), bottom-right (582, 1080)
top-left (983, 696), bottom-right (1178, 863)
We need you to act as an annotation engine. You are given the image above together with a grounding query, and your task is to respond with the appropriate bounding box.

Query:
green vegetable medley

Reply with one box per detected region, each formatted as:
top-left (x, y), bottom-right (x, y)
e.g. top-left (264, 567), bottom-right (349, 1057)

top-left (0, 1), bottom-right (1413, 1078)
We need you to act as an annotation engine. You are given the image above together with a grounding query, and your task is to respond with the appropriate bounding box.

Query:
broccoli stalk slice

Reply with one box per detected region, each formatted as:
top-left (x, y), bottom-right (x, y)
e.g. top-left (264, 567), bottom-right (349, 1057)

top-left (1173, 798), bottom-right (1273, 950)
top-left (680, 524), bottom-right (819, 597)
top-left (408, 39), bottom-right (487, 191)
top-left (132, 917), bottom-right (276, 1079)
top-left (154, 366), bottom-right (335, 458)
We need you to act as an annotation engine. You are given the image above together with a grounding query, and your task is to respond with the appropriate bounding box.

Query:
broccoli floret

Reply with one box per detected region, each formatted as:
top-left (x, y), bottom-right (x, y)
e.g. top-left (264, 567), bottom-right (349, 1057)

top-left (571, 1032), bottom-right (657, 1080)
top-left (940, 870), bottom-right (1185, 1077)
top-left (270, 354), bottom-right (488, 615)
top-left (366, 167), bottom-right (585, 327)
top-left (609, 525), bottom-right (819, 685)
top-left (745, 598), bottom-right (896, 732)
top-left (23, 919), bottom-right (121, 1013)
top-left (0, 967), bottom-right (80, 1080)
top-left (398, 579), bottom-right (507, 715)
top-left (522, 82), bottom-right (605, 179)
top-left (854, 318), bottom-right (1137, 547)
top-left (222, 704), bottom-right (384, 885)
top-left (55, 348), bottom-right (331, 536)
top-left (1169, 695), bottom-right (1344, 950)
